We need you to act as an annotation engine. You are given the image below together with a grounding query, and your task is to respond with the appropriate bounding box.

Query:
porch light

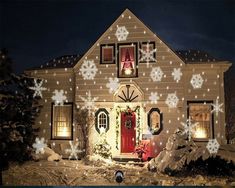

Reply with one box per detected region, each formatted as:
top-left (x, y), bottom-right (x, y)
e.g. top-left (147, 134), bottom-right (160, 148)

top-left (194, 126), bottom-right (207, 139)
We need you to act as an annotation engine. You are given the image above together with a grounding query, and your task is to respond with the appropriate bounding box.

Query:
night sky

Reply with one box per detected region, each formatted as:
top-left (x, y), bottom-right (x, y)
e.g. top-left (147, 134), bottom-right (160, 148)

top-left (0, 0), bottom-right (235, 74)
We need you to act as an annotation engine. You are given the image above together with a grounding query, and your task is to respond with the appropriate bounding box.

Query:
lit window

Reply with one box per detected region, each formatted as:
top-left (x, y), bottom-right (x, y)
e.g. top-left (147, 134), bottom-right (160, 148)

top-left (100, 44), bottom-right (115, 64)
top-left (188, 101), bottom-right (214, 140)
top-left (51, 103), bottom-right (73, 140)
top-left (95, 108), bottom-right (109, 133)
top-left (118, 43), bottom-right (138, 78)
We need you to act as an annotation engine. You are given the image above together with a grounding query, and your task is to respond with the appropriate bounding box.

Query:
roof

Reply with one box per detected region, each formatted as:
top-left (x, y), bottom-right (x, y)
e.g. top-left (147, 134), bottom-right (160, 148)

top-left (29, 55), bottom-right (81, 70)
top-left (175, 50), bottom-right (221, 63)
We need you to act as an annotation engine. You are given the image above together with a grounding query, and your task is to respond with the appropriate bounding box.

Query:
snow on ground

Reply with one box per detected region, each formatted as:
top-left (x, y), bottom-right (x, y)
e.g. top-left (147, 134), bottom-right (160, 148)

top-left (3, 159), bottom-right (235, 186)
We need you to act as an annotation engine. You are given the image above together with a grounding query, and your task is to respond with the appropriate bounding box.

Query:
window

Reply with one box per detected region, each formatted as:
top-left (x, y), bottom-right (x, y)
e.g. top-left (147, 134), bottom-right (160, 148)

top-left (100, 44), bottom-right (115, 64)
top-left (148, 108), bottom-right (163, 135)
top-left (95, 108), bottom-right (109, 134)
top-left (51, 103), bottom-right (73, 140)
top-left (188, 101), bottom-right (214, 141)
top-left (117, 43), bottom-right (138, 78)
top-left (139, 41), bottom-right (156, 63)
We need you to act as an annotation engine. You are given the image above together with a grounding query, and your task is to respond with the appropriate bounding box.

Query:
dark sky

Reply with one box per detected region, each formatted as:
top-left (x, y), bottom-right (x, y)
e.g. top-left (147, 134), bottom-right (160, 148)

top-left (0, 0), bottom-right (235, 74)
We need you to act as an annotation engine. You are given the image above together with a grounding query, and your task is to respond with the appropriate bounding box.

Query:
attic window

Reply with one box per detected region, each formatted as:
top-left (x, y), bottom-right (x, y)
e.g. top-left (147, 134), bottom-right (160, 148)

top-left (139, 41), bottom-right (156, 63)
top-left (100, 44), bottom-right (115, 64)
top-left (117, 43), bottom-right (138, 78)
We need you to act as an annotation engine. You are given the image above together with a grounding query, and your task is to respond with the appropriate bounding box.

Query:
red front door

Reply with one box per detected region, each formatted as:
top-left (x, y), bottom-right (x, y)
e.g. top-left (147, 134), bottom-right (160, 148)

top-left (121, 112), bottom-right (136, 153)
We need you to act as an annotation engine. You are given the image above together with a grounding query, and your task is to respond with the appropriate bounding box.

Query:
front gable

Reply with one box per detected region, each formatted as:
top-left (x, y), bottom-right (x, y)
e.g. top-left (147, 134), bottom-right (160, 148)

top-left (74, 9), bottom-right (186, 104)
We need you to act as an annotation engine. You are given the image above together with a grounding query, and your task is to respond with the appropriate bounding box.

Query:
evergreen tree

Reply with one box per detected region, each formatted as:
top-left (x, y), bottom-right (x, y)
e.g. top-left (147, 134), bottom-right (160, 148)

top-left (0, 49), bottom-right (41, 185)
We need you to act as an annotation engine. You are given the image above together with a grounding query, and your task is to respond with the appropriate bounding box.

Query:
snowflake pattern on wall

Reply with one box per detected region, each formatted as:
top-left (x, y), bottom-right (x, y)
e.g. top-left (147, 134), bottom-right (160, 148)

top-left (150, 67), bottom-right (163, 82)
top-left (32, 137), bottom-right (47, 154)
top-left (211, 99), bottom-right (223, 116)
top-left (115, 26), bottom-right (129, 41)
top-left (29, 79), bottom-right (47, 98)
top-left (180, 118), bottom-right (198, 141)
top-left (139, 43), bottom-right (157, 66)
top-left (106, 77), bottom-right (119, 94)
top-left (206, 138), bottom-right (220, 154)
top-left (51, 90), bottom-right (67, 105)
top-left (165, 93), bottom-right (179, 108)
top-left (190, 74), bottom-right (204, 89)
top-left (171, 68), bottom-right (182, 82)
top-left (65, 141), bottom-right (82, 160)
top-left (79, 90), bottom-right (98, 115)
top-left (79, 60), bottom-right (98, 80)
top-left (149, 92), bottom-right (160, 104)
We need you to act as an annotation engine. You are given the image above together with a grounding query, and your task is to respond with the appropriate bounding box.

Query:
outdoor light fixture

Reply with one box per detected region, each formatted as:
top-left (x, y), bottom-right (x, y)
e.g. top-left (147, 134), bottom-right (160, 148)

top-left (115, 170), bottom-right (124, 184)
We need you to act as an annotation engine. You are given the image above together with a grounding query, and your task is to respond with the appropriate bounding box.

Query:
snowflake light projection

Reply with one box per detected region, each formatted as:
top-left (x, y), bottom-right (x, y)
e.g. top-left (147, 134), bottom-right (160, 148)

top-left (206, 138), bottom-right (220, 154)
top-left (190, 74), bottom-right (204, 89)
top-left (171, 68), bottom-right (182, 82)
top-left (149, 92), bottom-right (160, 104)
top-left (211, 99), bottom-right (223, 116)
top-left (29, 79), bottom-right (47, 98)
top-left (79, 90), bottom-right (98, 115)
top-left (106, 77), bottom-right (119, 94)
top-left (165, 93), bottom-right (179, 108)
top-left (51, 90), bottom-right (67, 105)
top-left (150, 67), bottom-right (163, 82)
top-left (65, 141), bottom-right (82, 160)
top-left (115, 26), bottom-right (129, 41)
top-left (180, 118), bottom-right (198, 141)
top-left (139, 43), bottom-right (157, 66)
top-left (79, 60), bottom-right (98, 80)
top-left (32, 137), bottom-right (47, 154)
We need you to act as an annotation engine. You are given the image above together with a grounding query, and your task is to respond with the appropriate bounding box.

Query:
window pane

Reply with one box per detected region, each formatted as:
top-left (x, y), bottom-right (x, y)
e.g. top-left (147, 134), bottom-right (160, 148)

top-left (189, 103), bottom-right (211, 139)
top-left (52, 104), bottom-right (72, 139)
top-left (103, 47), bottom-right (113, 62)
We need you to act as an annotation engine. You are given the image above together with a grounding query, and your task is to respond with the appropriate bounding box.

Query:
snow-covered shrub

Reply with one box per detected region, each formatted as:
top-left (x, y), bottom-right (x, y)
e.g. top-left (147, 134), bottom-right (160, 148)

top-left (93, 131), bottom-right (111, 159)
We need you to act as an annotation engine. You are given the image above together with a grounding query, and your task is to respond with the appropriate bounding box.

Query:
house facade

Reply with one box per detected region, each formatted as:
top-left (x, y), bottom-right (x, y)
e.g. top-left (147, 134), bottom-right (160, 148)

top-left (26, 9), bottom-right (231, 157)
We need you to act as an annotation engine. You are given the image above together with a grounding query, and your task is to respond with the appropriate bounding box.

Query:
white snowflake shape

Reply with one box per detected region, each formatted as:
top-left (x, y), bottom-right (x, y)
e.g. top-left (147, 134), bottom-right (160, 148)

top-left (190, 74), bottom-right (204, 89)
top-left (165, 93), bottom-right (179, 108)
top-left (32, 137), bottom-right (47, 154)
top-left (29, 79), bottom-right (47, 98)
top-left (139, 43), bottom-right (157, 66)
top-left (106, 77), bottom-right (119, 94)
top-left (51, 90), bottom-right (67, 105)
top-left (206, 138), bottom-right (220, 154)
top-left (171, 68), bottom-right (182, 82)
top-left (65, 141), bottom-right (82, 160)
top-left (79, 60), bottom-right (98, 80)
top-left (149, 92), bottom-right (160, 104)
top-left (211, 99), bottom-right (223, 116)
top-left (79, 90), bottom-right (98, 115)
top-left (115, 26), bottom-right (129, 41)
top-left (150, 67), bottom-right (163, 82)
top-left (180, 118), bottom-right (199, 141)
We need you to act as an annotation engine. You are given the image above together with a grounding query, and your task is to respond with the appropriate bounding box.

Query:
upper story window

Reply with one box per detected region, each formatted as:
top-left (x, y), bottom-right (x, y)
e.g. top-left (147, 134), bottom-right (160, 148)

top-left (117, 43), bottom-right (138, 78)
top-left (100, 44), bottom-right (115, 64)
top-left (188, 101), bottom-right (214, 141)
top-left (139, 41), bottom-right (156, 64)
top-left (51, 103), bottom-right (73, 140)
top-left (95, 108), bottom-right (109, 134)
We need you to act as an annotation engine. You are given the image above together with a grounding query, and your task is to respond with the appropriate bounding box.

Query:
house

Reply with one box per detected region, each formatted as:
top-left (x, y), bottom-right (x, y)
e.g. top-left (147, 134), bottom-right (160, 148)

top-left (26, 9), bottom-right (231, 158)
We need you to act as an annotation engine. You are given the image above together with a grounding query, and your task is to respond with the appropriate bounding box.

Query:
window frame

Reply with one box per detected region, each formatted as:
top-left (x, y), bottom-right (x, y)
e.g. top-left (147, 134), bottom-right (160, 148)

top-left (100, 44), bottom-right (115, 64)
top-left (95, 108), bottom-right (109, 134)
top-left (117, 42), bottom-right (138, 78)
top-left (147, 108), bottom-right (163, 135)
top-left (139, 41), bottom-right (156, 64)
top-left (51, 102), bottom-right (73, 140)
top-left (187, 101), bottom-right (214, 142)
